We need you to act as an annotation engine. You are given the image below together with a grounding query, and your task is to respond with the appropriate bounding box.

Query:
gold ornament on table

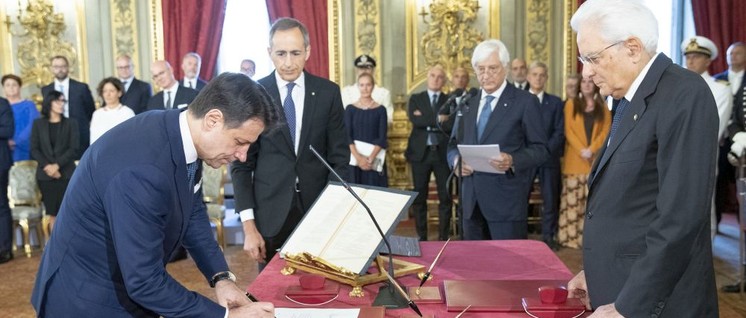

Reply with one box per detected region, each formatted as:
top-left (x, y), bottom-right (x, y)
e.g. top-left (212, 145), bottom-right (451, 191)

top-left (5, 0), bottom-right (77, 89)
top-left (419, 0), bottom-right (484, 73)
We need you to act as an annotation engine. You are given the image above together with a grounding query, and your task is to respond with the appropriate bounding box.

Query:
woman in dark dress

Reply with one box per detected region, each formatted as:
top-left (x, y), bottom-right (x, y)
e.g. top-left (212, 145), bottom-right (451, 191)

top-left (345, 73), bottom-right (388, 186)
top-left (30, 91), bottom-right (79, 231)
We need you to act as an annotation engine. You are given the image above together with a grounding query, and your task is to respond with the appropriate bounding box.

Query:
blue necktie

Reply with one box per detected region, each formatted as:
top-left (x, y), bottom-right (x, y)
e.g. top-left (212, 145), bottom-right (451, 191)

top-left (477, 95), bottom-right (495, 140)
top-left (428, 94), bottom-right (439, 146)
top-left (187, 161), bottom-right (198, 186)
top-left (608, 98), bottom-right (629, 143)
top-left (284, 83), bottom-right (297, 145)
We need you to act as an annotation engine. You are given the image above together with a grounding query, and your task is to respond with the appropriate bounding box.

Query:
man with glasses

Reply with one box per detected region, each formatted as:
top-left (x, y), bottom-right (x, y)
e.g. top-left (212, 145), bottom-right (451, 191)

top-left (116, 55), bottom-right (153, 114)
top-left (231, 18), bottom-right (349, 268)
top-left (41, 55), bottom-right (95, 158)
top-left (147, 60), bottom-right (198, 112)
top-left (446, 39), bottom-right (548, 240)
top-left (566, 0), bottom-right (718, 316)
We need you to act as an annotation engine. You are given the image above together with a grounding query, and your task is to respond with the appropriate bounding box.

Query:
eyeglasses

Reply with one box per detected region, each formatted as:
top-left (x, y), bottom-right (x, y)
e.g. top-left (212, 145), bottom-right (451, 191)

top-left (578, 41), bottom-right (624, 66)
top-left (475, 65), bottom-right (502, 76)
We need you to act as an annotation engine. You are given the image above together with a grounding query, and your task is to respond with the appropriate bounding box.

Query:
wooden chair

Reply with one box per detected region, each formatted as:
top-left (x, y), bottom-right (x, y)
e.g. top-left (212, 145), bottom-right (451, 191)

top-left (202, 163), bottom-right (227, 248)
top-left (9, 160), bottom-right (46, 257)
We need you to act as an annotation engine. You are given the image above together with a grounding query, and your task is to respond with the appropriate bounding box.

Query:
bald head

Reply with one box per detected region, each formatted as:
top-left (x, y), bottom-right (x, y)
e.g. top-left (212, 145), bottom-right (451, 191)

top-left (151, 60), bottom-right (177, 90)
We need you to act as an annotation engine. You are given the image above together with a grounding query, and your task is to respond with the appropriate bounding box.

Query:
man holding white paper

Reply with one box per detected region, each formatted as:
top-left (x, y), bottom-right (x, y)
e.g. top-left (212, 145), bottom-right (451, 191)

top-left (447, 39), bottom-right (549, 240)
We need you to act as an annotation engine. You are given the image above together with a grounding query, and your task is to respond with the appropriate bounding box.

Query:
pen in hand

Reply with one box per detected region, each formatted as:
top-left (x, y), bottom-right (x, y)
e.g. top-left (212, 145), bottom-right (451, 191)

top-left (245, 292), bottom-right (259, 302)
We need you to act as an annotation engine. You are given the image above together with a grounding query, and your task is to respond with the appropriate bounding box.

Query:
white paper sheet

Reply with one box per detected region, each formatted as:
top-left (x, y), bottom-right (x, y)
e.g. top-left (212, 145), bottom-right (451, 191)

top-left (276, 307), bottom-right (360, 318)
top-left (457, 144), bottom-right (504, 174)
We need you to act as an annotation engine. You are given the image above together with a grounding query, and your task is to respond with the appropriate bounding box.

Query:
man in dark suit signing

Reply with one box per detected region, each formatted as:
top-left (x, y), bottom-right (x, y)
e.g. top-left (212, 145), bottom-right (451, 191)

top-left (567, 0), bottom-right (718, 316)
top-left (31, 73), bottom-right (278, 317)
top-left (147, 60), bottom-right (198, 112)
top-left (116, 55), bottom-right (152, 114)
top-left (41, 55), bottom-right (95, 158)
top-left (0, 97), bottom-right (14, 264)
top-left (231, 18), bottom-right (349, 267)
top-left (526, 61), bottom-right (565, 250)
top-left (447, 39), bottom-right (549, 240)
top-left (406, 65), bottom-right (453, 241)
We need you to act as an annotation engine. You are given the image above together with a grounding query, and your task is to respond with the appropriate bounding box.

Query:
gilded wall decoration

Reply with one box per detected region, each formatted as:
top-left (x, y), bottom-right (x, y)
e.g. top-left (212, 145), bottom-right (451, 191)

top-left (563, 0), bottom-right (578, 99)
top-left (328, 0), bottom-right (343, 85)
top-left (4, 0), bottom-right (82, 88)
top-left (148, 0), bottom-right (164, 63)
top-left (354, 0), bottom-right (381, 83)
top-left (526, 0), bottom-right (550, 65)
top-left (420, 0), bottom-right (483, 73)
top-left (110, 0), bottom-right (140, 76)
top-left (406, 0), bottom-right (498, 94)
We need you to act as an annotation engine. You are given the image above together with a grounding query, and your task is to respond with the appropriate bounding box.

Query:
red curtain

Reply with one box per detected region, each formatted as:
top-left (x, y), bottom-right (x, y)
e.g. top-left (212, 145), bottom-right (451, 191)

top-left (162, 0), bottom-right (227, 81)
top-left (265, 0), bottom-right (329, 79)
top-left (691, 0), bottom-right (746, 74)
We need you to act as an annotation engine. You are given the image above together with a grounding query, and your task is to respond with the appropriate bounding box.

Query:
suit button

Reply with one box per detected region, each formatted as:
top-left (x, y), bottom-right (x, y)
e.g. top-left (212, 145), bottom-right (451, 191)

top-left (650, 314), bottom-right (658, 318)
top-left (657, 301), bottom-right (665, 307)
top-left (654, 307), bottom-right (662, 314)
top-left (587, 212), bottom-right (593, 219)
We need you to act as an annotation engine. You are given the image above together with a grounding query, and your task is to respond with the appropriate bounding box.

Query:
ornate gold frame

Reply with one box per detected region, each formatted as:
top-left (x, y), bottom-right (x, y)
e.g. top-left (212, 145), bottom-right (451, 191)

top-left (149, 0), bottom-right (165, 63)
top-left (353, 0), bottom-right (382, 83)
top-left (563, 0), bottom-right (578, 99)
top-left (327, 0), bottom-right (343, 85)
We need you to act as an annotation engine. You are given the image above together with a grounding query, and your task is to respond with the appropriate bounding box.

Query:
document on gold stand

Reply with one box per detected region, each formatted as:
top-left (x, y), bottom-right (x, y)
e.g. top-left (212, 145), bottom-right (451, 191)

top-left (279, 182), bottom-right (416, 275)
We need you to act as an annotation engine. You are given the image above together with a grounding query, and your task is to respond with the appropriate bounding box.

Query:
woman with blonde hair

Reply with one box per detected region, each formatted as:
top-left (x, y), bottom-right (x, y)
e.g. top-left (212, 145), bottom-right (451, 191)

top-left (558, 76), bottom-right (610, 248)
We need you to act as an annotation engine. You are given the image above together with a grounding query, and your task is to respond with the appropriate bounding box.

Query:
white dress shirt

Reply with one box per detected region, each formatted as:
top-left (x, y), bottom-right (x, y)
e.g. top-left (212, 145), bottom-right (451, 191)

top-left (54, 77), bottom-right (71, 118)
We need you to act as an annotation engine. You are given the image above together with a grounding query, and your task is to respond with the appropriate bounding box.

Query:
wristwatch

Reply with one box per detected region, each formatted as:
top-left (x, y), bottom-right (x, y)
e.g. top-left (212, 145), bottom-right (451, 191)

top-left (210, 271), bottom-right (236, 288)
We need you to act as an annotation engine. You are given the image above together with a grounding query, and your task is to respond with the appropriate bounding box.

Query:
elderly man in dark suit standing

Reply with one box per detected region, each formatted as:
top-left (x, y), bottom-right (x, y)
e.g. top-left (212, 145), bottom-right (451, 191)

top-left (0, 97), bottom-right (13, 264)
top-left (31, 73), bottom-right (278, 317)
top-left (231, 18), bottom-right (349, 268)
top-left (116, 55), bottom-right (153, 114)
top-left (41, 55), bottom-right (94, 158)
top-left (566, 0), bottom-right (719, 316)
top-left (527, 61), bottom-right (565, 250)
top-left (447, 39), bottom-right (549, 240)
top-left (180, 52), bottom-right (208, 92)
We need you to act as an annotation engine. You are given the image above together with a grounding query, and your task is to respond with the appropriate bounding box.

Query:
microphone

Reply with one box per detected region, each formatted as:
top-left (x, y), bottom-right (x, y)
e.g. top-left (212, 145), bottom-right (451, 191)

top-left (457, 88), bottom-right (479, 113)
top-left (440, 88), bottom-right (464, 115)
top-left (308, 145), bottom-right (407, 308)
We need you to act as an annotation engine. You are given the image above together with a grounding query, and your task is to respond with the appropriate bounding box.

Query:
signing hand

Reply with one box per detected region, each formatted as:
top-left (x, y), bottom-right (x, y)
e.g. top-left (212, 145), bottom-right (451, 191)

top-left (567, 270), bottom-right (592, 310)
top-left (242, 221), bottom-right (266, 263)
top-left (215, 280), bottom-right (251, 309)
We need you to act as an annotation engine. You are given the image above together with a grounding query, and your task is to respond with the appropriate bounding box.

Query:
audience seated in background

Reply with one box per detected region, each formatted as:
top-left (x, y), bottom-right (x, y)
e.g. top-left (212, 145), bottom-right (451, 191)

top-left (30, 90), bottom-right (79, 232)
top-left (41, 55), bottom-right (94, 158)
top-left (558, 76), bottom-right (609, 249)
top-left (115, 55), bottom-right (153, 115)
top-left (341, 55), bottom-right (393, 124)
top-left (2, 74), bottom-right (39, 162)
top-left (147, 60), bottom-right (198, 111)
top-left (180, 52), bottom-right (207, 91)
top-left (345, 73), bottom-right (388, 187)
top-left (89, 77), bottom-right (135, 145)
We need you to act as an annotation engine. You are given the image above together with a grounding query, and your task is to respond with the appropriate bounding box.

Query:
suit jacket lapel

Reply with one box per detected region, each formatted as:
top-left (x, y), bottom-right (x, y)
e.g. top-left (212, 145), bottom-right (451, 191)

top-left (297, 72), bottom-right (317, 160)
top-left (591, 55), bottom-right (668, 186)
top-left (165, 110), bottom-right (191, 243)
top-left (463, 92), bottom-right (481, 144)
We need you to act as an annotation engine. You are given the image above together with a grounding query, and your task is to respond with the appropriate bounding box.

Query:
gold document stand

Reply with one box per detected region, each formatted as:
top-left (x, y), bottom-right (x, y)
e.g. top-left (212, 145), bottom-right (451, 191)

top-left (282, 252), bottom-right (424, 297)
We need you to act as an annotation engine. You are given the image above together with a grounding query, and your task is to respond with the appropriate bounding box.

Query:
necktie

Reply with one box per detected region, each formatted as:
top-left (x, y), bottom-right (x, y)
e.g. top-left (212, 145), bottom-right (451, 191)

top-left (166, 91), bottom-right (172, 109)
top-left (122, 80), bottom-right (128, 93)
top-left (477, 95), bottom-right (495, 140)
top-left (608, 98), bottom-right (629, 143)
top-left (187, 161), bottom-right (198, 186)
top-left (284, 83), bottom-right (297, 145)
top-left (428, 94), bottom-right (439, 146)
top-left (187, 81), bottom-right (193, 89)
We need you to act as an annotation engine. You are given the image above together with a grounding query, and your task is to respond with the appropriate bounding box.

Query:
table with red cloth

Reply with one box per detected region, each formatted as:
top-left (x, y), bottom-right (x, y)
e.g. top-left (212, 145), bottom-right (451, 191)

top-left (247, 240), bottom-right (581, 317)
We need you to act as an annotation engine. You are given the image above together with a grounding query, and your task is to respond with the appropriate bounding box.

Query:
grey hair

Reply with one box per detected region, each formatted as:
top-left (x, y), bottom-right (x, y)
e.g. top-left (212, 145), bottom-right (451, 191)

top-left (471, 39), bottom-right (510, 69)
top-left (528, 61), bottom-right (548, 72)
top-left (269, 17), bottom-right (310, 49)
top-left (570, 0), bottom-right (658, 55)
top-left (183, 52), bottom-right (202, 64)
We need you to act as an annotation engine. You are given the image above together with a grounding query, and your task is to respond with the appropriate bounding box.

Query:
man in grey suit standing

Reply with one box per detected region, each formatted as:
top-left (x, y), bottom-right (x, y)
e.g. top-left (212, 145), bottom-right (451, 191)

top-left (231, 18), bottom-right (349, 267)
top-left (447, 39), bottom-right (548, 240)
top-left (567, 0), bottom-right (718, 316)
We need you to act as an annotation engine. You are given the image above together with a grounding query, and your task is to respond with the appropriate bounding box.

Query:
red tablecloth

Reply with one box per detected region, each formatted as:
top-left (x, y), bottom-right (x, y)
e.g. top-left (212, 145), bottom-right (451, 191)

top-left (248, 240), bottom-right (582, 317)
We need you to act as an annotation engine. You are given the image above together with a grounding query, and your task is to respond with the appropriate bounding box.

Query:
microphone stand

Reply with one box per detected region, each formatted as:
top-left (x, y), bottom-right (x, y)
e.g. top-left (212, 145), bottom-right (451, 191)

top-left (308, 145), bottom-right (408, 309)
top-left (445, 93), bottom-right (472, 240)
